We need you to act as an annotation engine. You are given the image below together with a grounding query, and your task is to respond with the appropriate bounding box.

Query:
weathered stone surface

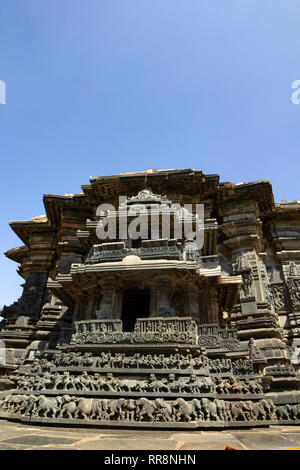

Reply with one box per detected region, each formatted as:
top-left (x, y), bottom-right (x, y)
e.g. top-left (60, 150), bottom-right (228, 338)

top-left (1, 434), bottom-right (79, 446)
top-left (0, 419), bottom-right (300, 449)
top-left (230, 431), bottom-right (297, 450)
top-left (1, 169), bottom-right (300, 430)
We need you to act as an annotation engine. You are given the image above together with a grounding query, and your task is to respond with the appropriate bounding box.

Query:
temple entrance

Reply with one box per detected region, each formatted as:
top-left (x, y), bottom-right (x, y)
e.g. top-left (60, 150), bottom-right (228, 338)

top-left (121, 289), bottom-right (150, 331)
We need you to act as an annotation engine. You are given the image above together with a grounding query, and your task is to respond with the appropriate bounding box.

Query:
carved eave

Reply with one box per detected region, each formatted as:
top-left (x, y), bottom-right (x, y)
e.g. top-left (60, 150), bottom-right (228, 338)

top-left (47, 258), bottom-right (221, 305)
top-left (7, 219), bottom-right (57, 275)
top-left (217, 180), bottom-right (275, 217)
top-left (82, 169), bottom-right (220, 208)
top-left (4, 245), bottom-right (29, 263)
top-left (4, 245), bottom-right (30, 278)
top-left (275, 200), bottom-right (300, 213)
top-left (68, 258), bottom-right (221, 277)
top-left (43, 193), bottom-right (90, 228)
top-left (47, 258), bottom-right (244, 311)
top-left (46, 277), bottom-right (75, 309)
top-left (217, 275), bottom-right (242, 314)
top-left (43, 194), bottom-right (93, 258)
top-left (267, 201), bottom-right (300, 258)
top-left (8, 218), bottom-right (52, 246)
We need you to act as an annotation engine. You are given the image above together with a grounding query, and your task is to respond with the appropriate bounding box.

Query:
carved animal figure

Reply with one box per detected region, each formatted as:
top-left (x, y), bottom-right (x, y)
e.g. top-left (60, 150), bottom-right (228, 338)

top-left (246, 380), bottom-right (263, 394)
top-left (200, 377), bottom-right (215, 393)
top-left (199, 398), bottom-right (219, 421)
top-left (71, 374), bottom-right (86, 391)
top-left (154, 398), bottom-right (174, 422)
top-left (185, 376), bottom-right (201, 394)
top-left (5, 394), bottom-right (28, 413)
top-left (18, 395), bottom-right (38, 415)
top-left (260, 399), bottom-right (276, 419)
top-left (0, 395), bottom-right (13, 411)
top-left (168, 375), bottom-right (188, 393)
top-left (33, 396), bottom-right (63, 418)
top-left (251, 401), bottom-right (267, 421)
top-left (58, 396), bottom-right (77, 419)
top-left (289, 404), bottom-right (300, 420)
top-left (226, 402), bottom-right (248, 421)
top-left (74, 398), bottom-right (98, 420)
top-left (92, 399), bottom-right (111, 420)
top-left (106, 374), bottom-right (131, 392)
top-left (116, 378), bottom-right (132, 392)
top-left (131, 379), bottom-right (147, 392)
top-left (112, 399), bottom-right (127, 421)
top-left (174, 398), bottom-right (198, 422)
top-left (137, 398), bottom-right (157, 422)
top-left (241, 401), bottom-right (256, 420)
top-left (215, 399), bottom-right (227, 421)
top-left (276, 405), bottom-right (290, 421)
top-left (91, 374), bottom-right (107, 392)
top-left (124, 399), bottom-right (136, 421)
top-left (147, 375), bottom-right (170, 393)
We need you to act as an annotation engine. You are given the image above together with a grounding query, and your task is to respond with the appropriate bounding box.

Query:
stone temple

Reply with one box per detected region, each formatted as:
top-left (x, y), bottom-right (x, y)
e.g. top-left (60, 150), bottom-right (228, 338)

top-left (0, 168), bottom-right (299, 428)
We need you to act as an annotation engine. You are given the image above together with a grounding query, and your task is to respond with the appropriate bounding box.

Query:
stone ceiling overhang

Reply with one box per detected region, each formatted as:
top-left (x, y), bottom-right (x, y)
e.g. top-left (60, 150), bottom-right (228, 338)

top-left (4, 245), bottom-right (29, 263)
top-left (70, 258), bottom-right (220, 275)
top-left (217, 276), bottom-right (242, 315)
top-left (43, 193), bottom-right (89, 228)
top-left (47, 258), bottom-right (241, 309)
top-left (82, 169), bottom-right (220, 206)
top-left (6, 195), bottom-right (90, 251)
top-left (273, 201), bottom-right (300, 220)
top-left (8, 219), bottom-right (54, 246)
top-left (217, 180), bottom-right (275, 216)
top-left (6, 170), bottom-right (282, 271)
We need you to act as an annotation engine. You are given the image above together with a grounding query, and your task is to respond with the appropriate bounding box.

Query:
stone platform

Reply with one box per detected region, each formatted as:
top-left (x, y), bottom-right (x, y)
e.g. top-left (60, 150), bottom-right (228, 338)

top-left (0, 420), bottom-right (300, 450)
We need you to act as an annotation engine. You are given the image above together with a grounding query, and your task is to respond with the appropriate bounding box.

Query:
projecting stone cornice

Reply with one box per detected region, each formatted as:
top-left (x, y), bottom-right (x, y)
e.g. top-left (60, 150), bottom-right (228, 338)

top-left (217, 179), bottom-right (275, 216)
top-left (81, 169), bottom-right (220, 205)
top-left (4, 245), bottom-right (29, 263)
top-left (68, 257), bottom-right (222, 277)
top-left (47, 259), bottom-right (241, 312)
top-left (42, 193), bottom-right (90, 228)
top-left (8, 219), bottom-right (54, 246)
top-left (273, 201), bottom-right (300, 220)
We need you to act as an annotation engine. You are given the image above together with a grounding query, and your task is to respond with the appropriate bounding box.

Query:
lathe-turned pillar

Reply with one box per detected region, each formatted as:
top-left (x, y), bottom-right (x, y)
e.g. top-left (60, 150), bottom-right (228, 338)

top-left (183, 281), bottom-right (200, 320)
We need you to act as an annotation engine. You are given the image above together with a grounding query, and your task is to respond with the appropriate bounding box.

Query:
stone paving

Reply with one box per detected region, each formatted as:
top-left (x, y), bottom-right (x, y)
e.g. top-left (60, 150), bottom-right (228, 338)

top-left (0, 420), bottom-right (299, 450)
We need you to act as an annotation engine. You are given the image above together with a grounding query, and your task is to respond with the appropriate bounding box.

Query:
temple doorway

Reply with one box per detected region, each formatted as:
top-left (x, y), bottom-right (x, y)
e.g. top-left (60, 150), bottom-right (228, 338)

top-left (121, 289), bottom-right (150, 331)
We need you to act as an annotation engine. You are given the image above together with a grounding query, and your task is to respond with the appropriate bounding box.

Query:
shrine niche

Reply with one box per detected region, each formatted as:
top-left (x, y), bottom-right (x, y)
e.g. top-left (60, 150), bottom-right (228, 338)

top-left (0, 169), bottom-right (299, 428)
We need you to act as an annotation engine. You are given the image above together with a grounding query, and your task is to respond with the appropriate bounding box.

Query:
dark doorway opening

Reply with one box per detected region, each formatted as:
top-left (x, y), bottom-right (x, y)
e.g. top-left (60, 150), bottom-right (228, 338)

top-left (121, 289), bottom-right (150, 332)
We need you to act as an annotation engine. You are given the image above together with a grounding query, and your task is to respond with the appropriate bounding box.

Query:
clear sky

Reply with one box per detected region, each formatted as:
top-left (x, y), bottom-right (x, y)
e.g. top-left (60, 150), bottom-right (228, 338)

top-left (0, 1), bottom-right (300, 306)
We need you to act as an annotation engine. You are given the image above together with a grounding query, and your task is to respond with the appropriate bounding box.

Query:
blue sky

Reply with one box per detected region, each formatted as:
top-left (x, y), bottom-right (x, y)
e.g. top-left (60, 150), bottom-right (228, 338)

top-left (0, 1), bottom-right (300, 306)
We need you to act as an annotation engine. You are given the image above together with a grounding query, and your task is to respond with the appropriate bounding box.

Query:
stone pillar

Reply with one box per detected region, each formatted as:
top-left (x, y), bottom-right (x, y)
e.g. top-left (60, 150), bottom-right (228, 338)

top-left (183, 282), bottom-right (200, 320)
top-left (73, 296), bottom-right (88, 321)
top-left (156, 276), bottom-right (171, 317)
top-left (149, 284), bottom-right (157, 317)
top-left (206, 288), bottom-right (219, 324)
top-left (86, 293), bottom-right (96, 320)
top-left (97, 277), bottom-right (117, 319)
top-left (112, 283), bottom-right (123, 320)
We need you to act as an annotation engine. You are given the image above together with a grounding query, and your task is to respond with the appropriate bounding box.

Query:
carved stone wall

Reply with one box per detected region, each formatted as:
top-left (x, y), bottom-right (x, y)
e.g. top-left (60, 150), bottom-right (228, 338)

top-left (2, 169), bottom-right (300, 427)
